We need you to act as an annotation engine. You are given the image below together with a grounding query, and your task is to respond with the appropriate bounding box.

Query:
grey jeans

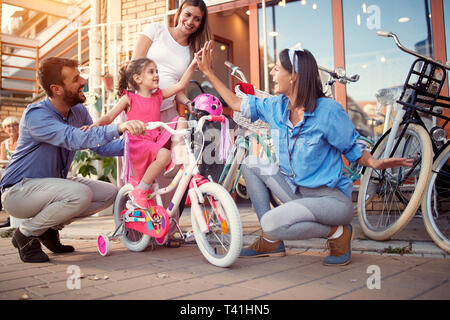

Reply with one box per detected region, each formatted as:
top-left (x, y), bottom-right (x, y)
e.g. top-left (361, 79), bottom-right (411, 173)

top-left (1, 177), bottom-right (118, 237)
top-left (241, 156), bottom-right (354, 241)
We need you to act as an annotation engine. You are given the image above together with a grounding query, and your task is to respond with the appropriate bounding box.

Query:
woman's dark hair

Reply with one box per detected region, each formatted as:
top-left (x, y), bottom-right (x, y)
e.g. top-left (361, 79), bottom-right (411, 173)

top-left (279, 49), bottom-right (325, 113)
top-left (117, 58), bottom-right (154, 96)
top-left (173, 0), bottom-right (211, 55)
top-left (38, 57), bottom-right (79, 97)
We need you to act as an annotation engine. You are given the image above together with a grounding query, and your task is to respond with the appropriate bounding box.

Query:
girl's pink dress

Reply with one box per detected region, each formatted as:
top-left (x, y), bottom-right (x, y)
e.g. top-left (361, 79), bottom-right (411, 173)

top-left (122, 89), bottom-right (179, 187)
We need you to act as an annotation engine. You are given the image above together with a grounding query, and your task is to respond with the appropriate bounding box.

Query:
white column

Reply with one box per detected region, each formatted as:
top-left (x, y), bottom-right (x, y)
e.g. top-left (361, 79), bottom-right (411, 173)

top-left (89, 0), bottom-right (101, 120)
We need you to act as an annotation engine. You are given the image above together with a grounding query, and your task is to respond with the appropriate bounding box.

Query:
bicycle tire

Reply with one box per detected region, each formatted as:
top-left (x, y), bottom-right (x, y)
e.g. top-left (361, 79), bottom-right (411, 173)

top-left (357, 124), bottom-right (433, 240)
top-left (421, 142), bottom-right (450, 253)
top-left (113, 184), bottom-right (152, 252)
top-left (191, 182), bottom-right (242, 267)
top-left (221, 146), bottom-right (247, 192)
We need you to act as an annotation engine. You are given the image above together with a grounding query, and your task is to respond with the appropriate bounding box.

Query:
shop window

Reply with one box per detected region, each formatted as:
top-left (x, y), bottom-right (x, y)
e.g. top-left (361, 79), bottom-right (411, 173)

top-left (445, 0), bottom-right (450, 62)
top-left (343, 0), bottom-right (433, 139)
top-left (258, 0), bottom-right (334, 93)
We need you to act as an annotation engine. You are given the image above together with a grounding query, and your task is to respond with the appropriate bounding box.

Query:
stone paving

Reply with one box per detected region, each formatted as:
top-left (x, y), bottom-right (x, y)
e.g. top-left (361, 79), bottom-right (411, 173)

top-left (0, 202), bottom-right (449, 302)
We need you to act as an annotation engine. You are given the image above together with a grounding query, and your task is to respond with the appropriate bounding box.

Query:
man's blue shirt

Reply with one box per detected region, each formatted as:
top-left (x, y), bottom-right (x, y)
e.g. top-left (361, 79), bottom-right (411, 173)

top-left (240, 94), bottom-right (362, 198)
top-left (0, 97), bottom-right (123, 187)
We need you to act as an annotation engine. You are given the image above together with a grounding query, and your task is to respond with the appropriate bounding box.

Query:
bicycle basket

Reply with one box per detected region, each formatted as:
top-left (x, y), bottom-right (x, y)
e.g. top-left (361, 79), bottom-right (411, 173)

top-left (233, 84), bottom-right (272, 134)
top-left (398, 58), bottom-right (450, 117)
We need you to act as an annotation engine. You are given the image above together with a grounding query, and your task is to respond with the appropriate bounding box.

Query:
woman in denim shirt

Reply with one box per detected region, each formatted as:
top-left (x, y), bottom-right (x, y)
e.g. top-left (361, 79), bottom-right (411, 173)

top-left (196, 41), bottom-right (412, 266)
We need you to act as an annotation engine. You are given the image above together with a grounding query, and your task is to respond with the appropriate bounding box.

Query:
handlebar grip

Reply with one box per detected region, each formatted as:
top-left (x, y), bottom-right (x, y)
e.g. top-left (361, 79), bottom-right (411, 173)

top-left (209, 115), bottom-right (226, 123)
top-left (224, 61), bottom-right (235, 69)
top-left (146, 123), bottom-right (160, 130)
top-left (377, 30), bottom-right (392, 37)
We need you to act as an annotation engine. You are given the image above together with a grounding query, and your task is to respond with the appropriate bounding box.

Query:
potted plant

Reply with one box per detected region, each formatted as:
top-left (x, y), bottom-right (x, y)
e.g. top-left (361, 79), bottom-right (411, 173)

top-left (101, 73), bottom-right (114, 92)
top-left (71, 150), bottom-right (117, 185)
top-left (71, 150), bottom-right (118, 216)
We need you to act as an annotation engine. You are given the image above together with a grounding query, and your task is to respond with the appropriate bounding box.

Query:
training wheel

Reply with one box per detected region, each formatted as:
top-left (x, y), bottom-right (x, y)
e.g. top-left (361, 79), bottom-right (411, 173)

top-left (97, 233), bottom-right (111, 256)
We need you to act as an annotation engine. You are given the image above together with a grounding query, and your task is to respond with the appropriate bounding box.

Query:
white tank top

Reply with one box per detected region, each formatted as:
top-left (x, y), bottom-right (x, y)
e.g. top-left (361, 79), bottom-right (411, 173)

top-left (141, 23), bottom-right (191, 111)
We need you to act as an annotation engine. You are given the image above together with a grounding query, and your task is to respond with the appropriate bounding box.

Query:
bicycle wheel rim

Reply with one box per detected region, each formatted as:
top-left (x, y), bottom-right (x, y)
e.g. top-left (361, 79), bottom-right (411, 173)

top-left (358, 124), bottom-right (433, 240)
top-left (422, 144), bottom-right (450, 252)
top-left (114, 184), bottom-right (151, 251)
top-left (191, 182), bottom-right (242, 267)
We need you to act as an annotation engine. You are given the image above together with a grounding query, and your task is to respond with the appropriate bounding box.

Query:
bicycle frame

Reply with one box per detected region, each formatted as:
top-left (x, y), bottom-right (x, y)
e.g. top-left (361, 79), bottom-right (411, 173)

top-left (149, 116), bottom-right (227, 231)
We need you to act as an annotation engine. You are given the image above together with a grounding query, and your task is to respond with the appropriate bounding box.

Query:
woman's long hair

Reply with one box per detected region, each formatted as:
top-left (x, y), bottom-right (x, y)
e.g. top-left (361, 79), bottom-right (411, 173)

top-left (173, 0), bottom-right (211, 56)
top-left (117, 58), bottom-right (153, 96)
top-left (279, 49), bottom-right (325, 113)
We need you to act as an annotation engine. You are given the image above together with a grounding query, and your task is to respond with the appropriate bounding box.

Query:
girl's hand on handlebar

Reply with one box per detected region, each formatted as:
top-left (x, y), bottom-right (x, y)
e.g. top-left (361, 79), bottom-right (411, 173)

top-left (118, 120), bottom-right (146, 135)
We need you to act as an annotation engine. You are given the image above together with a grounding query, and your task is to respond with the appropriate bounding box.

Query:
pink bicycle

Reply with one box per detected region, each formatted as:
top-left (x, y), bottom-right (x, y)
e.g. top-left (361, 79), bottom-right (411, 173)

top-left (97, 114), bottom-right (243, 268)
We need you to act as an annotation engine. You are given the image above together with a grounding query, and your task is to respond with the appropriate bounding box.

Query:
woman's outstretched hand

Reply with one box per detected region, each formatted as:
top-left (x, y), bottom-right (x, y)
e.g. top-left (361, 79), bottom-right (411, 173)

top-left (195, 40), bottom-right (213, 75)
top-left (357, 150), bottom-right (415, 170)
top-left (371, 157), bottom-right (415, 170)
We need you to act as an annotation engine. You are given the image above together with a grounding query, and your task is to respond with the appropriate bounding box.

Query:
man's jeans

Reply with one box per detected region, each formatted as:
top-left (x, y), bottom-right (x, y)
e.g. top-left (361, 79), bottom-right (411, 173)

top-left (1, 177), bottom-right (117, 237)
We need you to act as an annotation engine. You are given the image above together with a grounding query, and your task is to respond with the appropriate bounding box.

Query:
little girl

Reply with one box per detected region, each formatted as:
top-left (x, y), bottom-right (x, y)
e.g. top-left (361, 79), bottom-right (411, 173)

top-left (84, 57), bottom-right (196, 208)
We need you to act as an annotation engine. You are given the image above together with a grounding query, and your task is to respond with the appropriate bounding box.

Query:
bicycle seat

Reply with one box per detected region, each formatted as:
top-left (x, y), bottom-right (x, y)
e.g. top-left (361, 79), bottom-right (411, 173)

top-left (375, 86), bottom-right (403, 114)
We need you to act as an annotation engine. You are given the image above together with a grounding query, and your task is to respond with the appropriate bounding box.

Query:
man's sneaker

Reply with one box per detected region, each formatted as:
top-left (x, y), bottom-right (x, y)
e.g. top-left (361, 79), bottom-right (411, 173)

top-left (12, 228), bottom-right (50, 263)
top-left (240, 236), bottom-right (286, 258)
top-left (129, 187), bottom-right (152, 209)
top-left (323, 224), bottom-right (353, 266)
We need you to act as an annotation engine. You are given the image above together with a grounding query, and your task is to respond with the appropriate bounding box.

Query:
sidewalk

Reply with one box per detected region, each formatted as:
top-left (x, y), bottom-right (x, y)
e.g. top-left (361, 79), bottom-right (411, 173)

top-left (0, 202), bottom-right (449, 301)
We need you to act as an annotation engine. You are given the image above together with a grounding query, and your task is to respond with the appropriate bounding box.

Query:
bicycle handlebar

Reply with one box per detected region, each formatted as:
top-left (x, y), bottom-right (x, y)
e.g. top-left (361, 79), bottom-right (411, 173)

top-left (224, 61), bottom-right (248, 83)
top-left (145, 115), bottom-right (226, 134)
top-left (377, 30), bottom-right (450, 70)
top-left (318, 65), bottom-right (360, 84)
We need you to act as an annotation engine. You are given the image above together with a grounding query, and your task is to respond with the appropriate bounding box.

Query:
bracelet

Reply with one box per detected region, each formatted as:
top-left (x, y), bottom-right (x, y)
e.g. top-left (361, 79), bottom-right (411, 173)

top-left (183, 100), bottom-right (192, 106)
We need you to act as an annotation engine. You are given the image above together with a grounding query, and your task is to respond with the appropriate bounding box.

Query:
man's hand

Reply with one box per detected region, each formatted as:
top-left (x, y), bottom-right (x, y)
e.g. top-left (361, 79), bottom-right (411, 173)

top-left (118, 120), bottom-right (146, 135)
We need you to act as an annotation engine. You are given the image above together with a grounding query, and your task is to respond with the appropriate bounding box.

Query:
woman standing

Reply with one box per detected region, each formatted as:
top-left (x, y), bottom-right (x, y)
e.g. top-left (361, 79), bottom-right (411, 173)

top-left (131, 0), bottom-right (211, 246)
top-left (196, 41), bottom-right (413, 266)
top-left (132, 0), bottom-right (211, 121)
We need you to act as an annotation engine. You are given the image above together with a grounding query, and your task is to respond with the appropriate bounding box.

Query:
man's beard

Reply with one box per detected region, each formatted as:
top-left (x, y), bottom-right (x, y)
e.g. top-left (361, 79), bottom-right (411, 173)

top-left (62, 87), bottom-right (86, 106)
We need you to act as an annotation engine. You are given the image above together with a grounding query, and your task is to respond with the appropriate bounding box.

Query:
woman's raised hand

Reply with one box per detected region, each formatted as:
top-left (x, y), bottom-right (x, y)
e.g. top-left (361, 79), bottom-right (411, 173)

top-left (195, 40), bottom-right (213, 75)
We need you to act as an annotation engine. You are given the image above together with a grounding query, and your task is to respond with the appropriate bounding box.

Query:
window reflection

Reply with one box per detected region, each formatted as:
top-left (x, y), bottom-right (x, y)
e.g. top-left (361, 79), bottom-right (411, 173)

top-left (258, 0), bottom-right (334, 93)
top-left (445, 1), bottom-right (450, 62)
top-left (343, 0), bottom-right (433, 139)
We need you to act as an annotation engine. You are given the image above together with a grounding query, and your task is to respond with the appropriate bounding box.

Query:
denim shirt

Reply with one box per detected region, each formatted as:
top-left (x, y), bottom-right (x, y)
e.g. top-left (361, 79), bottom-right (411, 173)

top-left (240, 94), bottom-right (362, 198)
top-left (0, 97), bottom-right (123, 187)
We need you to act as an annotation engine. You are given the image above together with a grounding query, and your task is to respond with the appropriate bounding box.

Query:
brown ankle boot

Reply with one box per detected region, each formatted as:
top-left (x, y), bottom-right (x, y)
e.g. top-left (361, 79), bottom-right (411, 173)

top-left (12, 228), bottom-right (50, 263)
top-left (240, 236), bottom-right (286, 258)
top-left (39, 228), bottom-right (75, 253)
top-left (323, 224), bottom-right (353, 266)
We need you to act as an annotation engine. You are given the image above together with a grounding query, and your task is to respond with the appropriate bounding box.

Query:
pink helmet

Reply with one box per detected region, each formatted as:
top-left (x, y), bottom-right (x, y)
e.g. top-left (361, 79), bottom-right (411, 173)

top-left (192, 93), bottom-right (223, 116)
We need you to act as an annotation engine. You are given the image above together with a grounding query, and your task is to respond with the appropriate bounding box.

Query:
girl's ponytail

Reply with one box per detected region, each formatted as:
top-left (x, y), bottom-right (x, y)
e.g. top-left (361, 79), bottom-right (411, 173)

top-left (117, 65), bottom-right (129, 96)
top-left (117, 58), bottom-right (153, 96)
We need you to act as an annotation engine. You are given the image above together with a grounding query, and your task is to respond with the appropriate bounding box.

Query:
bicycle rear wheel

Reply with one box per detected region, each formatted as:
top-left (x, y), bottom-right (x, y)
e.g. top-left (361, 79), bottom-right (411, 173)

top-left (191, 182), bottom-right (242, 267)
top-left (113, 184), bottom-right (151, 252)
top-left (422, 143), bottom-right (450, 253)
top-left (220, 146), bottom-right (247, 192)
top-left (357, 124), bottom-right (433, 240)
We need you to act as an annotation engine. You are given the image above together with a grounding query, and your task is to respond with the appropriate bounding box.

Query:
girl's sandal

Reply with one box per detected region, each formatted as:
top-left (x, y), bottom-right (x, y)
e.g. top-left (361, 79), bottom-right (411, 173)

top-left (165, 238), bottom-right (181, 248)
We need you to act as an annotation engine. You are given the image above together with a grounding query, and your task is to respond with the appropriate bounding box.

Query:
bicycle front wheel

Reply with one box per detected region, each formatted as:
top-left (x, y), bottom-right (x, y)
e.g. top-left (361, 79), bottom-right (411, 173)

top-left (357, 124), bottom-right (433, 240)
top-left (422, 143), bottom-right (450, 253)
top-left (114, 184), bottom-right (151, 252)
top-left (191, 182), bottom-right (243, 267)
